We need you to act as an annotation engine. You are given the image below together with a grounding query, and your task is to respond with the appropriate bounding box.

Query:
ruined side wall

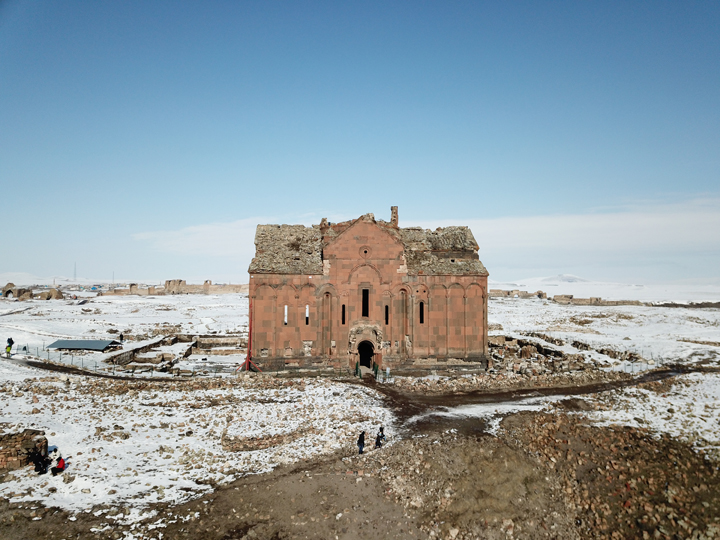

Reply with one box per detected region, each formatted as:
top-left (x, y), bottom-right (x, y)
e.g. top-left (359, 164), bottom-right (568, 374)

top-left (0, 430), bottom-right (47, 473)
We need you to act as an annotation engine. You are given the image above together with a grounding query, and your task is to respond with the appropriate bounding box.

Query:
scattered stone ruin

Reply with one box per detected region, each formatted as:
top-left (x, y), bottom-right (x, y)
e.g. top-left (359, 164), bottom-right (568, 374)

top-left (0, 429), bottom-right (48, 474)
top-left (489, 288), bottom-right (645, 307)
top-left (490, 289), bottom-right (547, 299)
top-left (100, 280), bottom-right (248, 297)
top-left (2, 283), bottom-right (63, 301)
top-left (551, 294), bottom-right (642, 306)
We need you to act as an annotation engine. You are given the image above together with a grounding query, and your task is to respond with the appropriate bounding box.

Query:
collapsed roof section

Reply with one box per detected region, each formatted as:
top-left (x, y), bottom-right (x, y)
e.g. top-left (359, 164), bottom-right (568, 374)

top-left (248, 209), bottom-right (488, 276)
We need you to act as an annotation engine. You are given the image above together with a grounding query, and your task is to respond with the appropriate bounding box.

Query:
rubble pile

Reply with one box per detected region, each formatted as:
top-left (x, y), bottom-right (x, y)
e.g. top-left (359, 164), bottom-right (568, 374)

top-left (503, 411), bottom-right (720, 540)
top-left (391, 369), bottom-right (631, 395)
top-left (342, 432), bottom-right (577, 539)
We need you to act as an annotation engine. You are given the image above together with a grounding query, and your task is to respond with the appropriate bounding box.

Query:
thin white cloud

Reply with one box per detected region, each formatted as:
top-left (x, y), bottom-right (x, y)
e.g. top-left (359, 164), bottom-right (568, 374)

top-left (132, 198), bottom-right (720, 282)
top-left (409, 198), bottom-right (720, 254)
top-left (132, 217), bottom-right (265, 259)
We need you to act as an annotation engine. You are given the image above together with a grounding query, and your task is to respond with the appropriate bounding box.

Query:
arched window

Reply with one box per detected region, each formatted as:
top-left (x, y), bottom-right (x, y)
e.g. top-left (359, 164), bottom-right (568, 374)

top-left (341, 304), bottom-right (346, 325)
top-left (419, 301), bottom-right (424, 324)
top-left (305, 304), bottom-right (309, 325)
top-left (385, 305), bottom-right (389, 325)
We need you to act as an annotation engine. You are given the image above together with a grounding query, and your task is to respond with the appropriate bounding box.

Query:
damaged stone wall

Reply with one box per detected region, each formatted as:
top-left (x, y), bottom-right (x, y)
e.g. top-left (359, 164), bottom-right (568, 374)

top-left (0, 429), bottom-right (48, 474)
top-left (2, 283), bottom-right (63, 301)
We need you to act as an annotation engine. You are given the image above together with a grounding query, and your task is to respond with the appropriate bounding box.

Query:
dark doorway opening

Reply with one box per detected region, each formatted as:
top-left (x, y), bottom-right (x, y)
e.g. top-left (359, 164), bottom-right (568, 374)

top-left (358, 341), bottom-right (374, 368)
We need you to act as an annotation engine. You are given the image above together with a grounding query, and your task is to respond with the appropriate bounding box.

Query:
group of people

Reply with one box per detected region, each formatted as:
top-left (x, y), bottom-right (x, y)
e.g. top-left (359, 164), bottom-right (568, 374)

top-left (357, 426), bottom-right (386, 454)
top-left (28, 447), bottom-right (66, 476)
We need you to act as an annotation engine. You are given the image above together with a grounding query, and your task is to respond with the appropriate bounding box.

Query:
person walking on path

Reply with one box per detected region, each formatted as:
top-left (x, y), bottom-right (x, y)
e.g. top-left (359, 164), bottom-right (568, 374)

top-left (374, 426), bottom-right (386, 449)
top-left (357, 431), bottom-right (365, 454)
top-left (5, 337), bottom-right (13, 358)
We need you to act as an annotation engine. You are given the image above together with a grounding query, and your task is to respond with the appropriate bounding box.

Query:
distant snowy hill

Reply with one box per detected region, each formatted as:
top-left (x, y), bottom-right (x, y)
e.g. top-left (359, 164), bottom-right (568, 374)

top-left (489, 275), bottom-right (720, 303)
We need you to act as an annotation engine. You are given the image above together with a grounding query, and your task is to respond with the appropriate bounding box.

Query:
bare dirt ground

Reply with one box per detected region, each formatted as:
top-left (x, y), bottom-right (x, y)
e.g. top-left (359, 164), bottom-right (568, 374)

top-left (2, 373), bottom-right (720, 540)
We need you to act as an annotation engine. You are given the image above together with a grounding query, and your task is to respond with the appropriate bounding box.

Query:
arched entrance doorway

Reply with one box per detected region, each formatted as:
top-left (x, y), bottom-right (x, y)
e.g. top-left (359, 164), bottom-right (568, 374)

top-left (358, 341), bottom-right (374, 368)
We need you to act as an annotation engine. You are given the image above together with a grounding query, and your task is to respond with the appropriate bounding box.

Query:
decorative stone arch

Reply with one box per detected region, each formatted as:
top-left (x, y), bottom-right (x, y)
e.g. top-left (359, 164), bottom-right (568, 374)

top-left (346, 263), bottom-right (384, 285)
top-left (315, 283), bottom-right (337, 298)
top-left (430, 283), bottom-right (448, 297)
top-left (276, 283), bottom-right (298, 295)
top-left (466, 282), bottom-right (484, 297)
top-left (299, 282), bottom-right (317, 293)
top-left (391, 284), bottom-right (412, 296)
top-left (348, 323), bottom-right (383, 368)
top-left (252, 283), bottom-right (275, 300)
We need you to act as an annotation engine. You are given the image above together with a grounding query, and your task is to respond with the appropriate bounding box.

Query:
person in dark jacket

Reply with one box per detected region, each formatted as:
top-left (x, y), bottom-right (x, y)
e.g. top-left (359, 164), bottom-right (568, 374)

top-left (28, 448), bottom-right (49, 475)
top-left (374, 426), bottom-right (386, 449)
top-left (5, 337), bottom-right (13, 357)
top-left (357, 431), bottom-right (365, 454)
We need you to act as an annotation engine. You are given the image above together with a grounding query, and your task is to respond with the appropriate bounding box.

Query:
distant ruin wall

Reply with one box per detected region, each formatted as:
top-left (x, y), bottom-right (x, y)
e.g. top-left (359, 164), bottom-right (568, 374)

top-left (100, 280), bottom-right (248, 297)
top-left (551, 294), bottom-right (642, 306)
top-left (490, 289), bottom-right (547, 299)
top-left (489, 288), bottom-right (643, 307)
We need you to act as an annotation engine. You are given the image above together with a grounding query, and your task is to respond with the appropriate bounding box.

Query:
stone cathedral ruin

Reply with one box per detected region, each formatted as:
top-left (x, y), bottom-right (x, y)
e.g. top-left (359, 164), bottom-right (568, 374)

top-left (247, 207), bottom-right (489, 371)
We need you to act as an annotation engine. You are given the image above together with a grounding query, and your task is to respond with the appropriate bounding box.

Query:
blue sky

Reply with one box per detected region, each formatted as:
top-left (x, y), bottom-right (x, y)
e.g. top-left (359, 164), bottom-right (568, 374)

top-left (1, 1), bottom-right (718, 284)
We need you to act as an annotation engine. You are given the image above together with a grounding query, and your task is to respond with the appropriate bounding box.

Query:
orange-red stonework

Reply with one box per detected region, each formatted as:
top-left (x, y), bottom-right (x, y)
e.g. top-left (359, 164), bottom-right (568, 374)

top-left (248, 208), bottom-right (488, 370)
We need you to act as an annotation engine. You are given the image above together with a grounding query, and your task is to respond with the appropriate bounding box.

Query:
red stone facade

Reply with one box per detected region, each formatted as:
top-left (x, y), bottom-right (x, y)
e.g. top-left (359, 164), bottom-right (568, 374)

top-left (248, 208), bottom-right (489, 370)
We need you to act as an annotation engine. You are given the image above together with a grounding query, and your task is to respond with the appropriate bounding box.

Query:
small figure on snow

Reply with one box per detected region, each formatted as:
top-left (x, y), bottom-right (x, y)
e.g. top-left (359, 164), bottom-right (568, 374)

top-left (357, 431), bottom-right (365, 454)
top-left (374, 426), bottom-right (386, 449)
top-left (5, 337), bottom-right (13, 357)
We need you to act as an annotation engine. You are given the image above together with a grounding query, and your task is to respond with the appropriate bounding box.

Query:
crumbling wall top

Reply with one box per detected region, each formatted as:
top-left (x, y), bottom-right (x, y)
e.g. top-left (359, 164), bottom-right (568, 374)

top-left (249, 208), bottom-right (488, 276)
top-left (249, 224), bottom-right (323, 274)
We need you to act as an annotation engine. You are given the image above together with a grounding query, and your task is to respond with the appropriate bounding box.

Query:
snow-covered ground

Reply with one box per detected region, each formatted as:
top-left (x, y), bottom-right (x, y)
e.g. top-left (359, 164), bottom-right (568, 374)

top-left (1, 278), bottom-right (719, 529)
top-left (0, 293), bottom-right (248, 345)
top-left (0, 360), bottom-right (392, 525)
top-left (583, 372), bottom-right (720, 457)
top-left (490, 297), bottom-right (720, 367)
top-left (0, 293), bottom-right (249, 371)
top-left (490, 274), bottom-right (720, 303)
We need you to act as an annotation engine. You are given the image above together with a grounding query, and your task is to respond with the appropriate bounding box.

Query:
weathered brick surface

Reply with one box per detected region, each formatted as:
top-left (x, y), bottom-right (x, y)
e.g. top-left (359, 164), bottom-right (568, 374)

top-left (248, 208), bottom-right (489, 369)
top-left (0, 429), bottom-right (47, 473)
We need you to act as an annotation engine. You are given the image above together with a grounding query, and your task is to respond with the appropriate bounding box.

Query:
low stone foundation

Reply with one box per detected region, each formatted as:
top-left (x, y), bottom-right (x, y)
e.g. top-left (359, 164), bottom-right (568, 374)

top-left (0, 429), bottom-right (48, 473)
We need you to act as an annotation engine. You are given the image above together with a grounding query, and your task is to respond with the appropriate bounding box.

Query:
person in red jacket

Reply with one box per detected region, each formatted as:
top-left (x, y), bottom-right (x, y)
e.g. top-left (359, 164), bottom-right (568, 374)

top-left (49, 449), bottom-right (66, 476)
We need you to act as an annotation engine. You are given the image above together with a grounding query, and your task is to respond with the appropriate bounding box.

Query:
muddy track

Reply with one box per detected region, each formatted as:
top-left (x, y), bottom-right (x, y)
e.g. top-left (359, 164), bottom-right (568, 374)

top-left (8, 354), bottom-right (719, 418)
top-left (362, 364), bottom-right (720, 424)
top-left (4, 357), bottom-right (187, 383)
